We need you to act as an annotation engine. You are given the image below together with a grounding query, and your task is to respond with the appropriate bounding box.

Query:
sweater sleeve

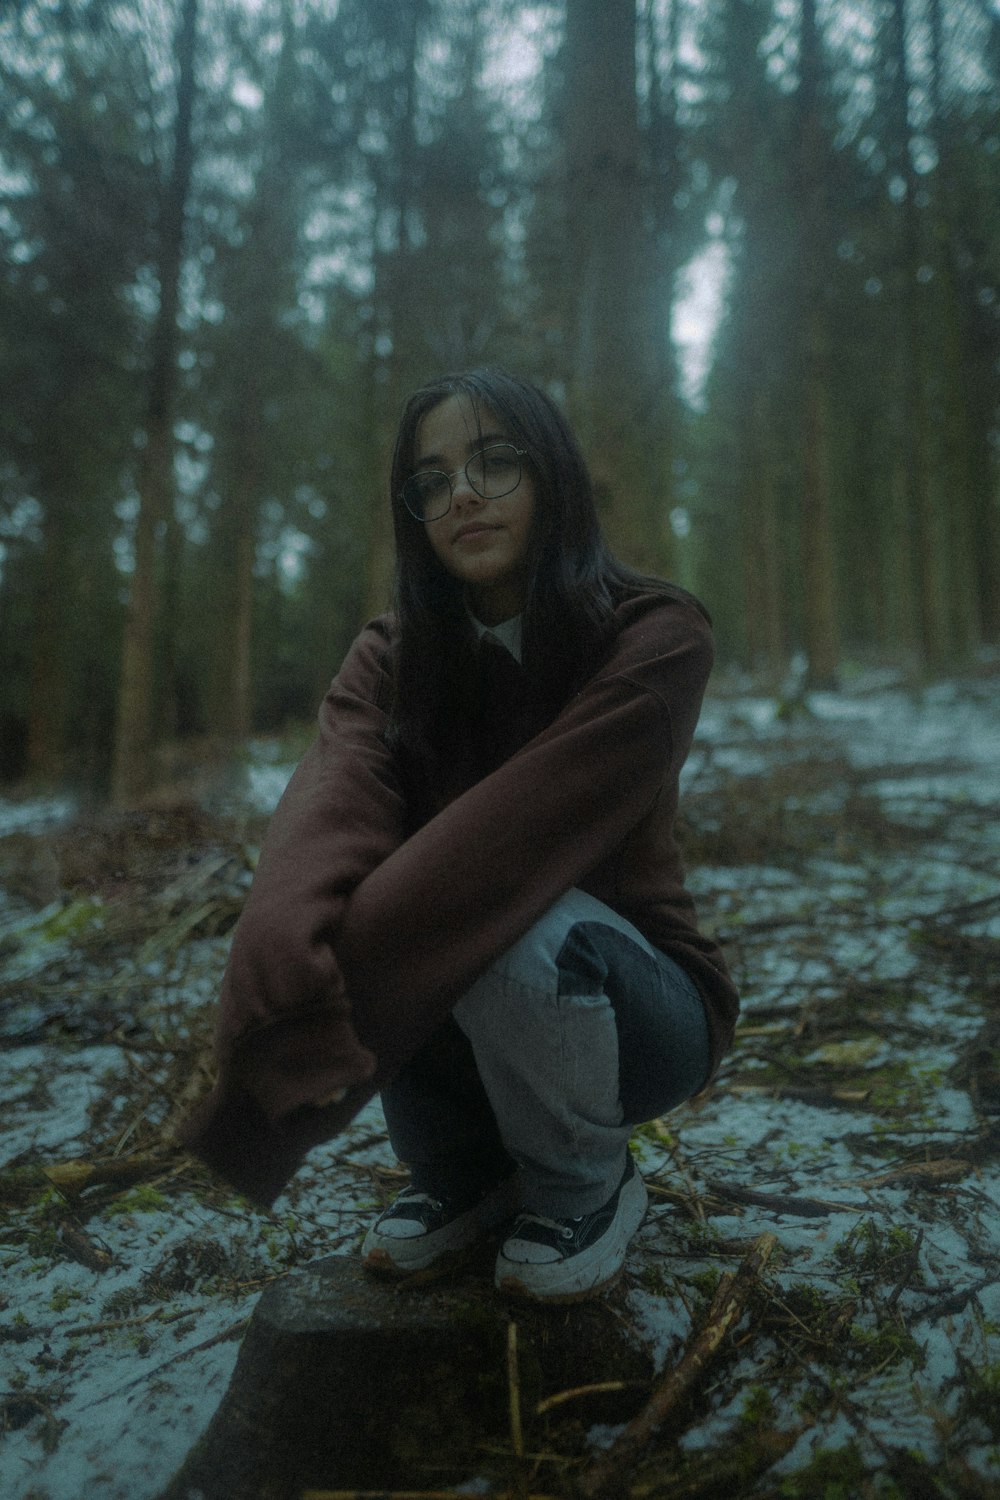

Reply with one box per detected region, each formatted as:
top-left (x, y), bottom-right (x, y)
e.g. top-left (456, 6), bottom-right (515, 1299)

top-left (211, 620), bottom-right (407, 1112)
top-left (337, 598), bottom-right (713, 1071)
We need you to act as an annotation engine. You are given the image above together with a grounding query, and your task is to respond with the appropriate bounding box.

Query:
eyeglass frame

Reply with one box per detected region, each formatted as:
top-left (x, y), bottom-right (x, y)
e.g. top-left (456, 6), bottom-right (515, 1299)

top-left (400, 442), bottom-right (530, 523)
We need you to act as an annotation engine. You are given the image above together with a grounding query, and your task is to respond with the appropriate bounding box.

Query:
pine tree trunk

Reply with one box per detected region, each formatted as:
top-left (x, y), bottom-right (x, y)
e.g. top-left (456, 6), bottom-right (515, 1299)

top-left (796, 0), bottom-right (839, 686)
top-left (564, 0), bottom-right (666, 573)
top-left (110, 0), bottom-right (197, 804)
top-left (26, 507), bottom-right (67, 781)
top-left (801, 313), bottom-right (839, 685)
top-left (740, 384), bottom-right (785, 680)
top-left (230, 518), bottom-right (255, 746)
top-left (362, 2), bottom-right (427, 622)
top-left (886, 453), bottom-right (920, 661)
top-left (927, 0), bottom-right (981, 659)
top-left (886, 0), bottom-right (949, 670)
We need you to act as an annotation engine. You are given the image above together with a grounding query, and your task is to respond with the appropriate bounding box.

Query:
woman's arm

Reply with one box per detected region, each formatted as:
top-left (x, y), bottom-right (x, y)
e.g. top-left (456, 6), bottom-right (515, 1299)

top-left (338, 596), bottom-right (713, 1070)
top-left (182, 598), bottom-right (710, 1205)
top-left (211, 619), bottom-right (406, 1110)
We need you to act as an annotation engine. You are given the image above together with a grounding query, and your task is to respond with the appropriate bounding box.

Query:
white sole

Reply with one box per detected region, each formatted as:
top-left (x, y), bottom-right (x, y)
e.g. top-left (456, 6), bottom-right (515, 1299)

top-left (495, 1169), bottom-right (648, 1303)
top-left (362, 1179), bottom-right (516, 1277)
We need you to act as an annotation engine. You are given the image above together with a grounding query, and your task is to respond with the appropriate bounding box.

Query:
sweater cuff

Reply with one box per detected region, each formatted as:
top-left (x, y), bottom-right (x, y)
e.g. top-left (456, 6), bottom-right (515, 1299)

top-left (179, 1076), bottom-right (378, 1208)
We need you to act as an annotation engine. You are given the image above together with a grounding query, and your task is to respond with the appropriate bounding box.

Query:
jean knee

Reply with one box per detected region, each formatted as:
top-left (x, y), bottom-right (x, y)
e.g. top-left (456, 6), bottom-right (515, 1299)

top-left (555, 921), bottom-right (711, 1123)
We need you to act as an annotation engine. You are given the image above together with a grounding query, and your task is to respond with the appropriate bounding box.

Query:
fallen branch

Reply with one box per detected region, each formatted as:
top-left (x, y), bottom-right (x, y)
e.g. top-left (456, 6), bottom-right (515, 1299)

top-left (727, 1083), bottom-right (871, 1107)
top-left (912, 1275), bottom-right (998, 1321)
top-left (43, 1154), bottom-right (178, 1198)
top-left (577, 1232), bottom-right (778, 1500)
top-left (854, 1158), bottom-right (971, 1189)
top-left (62, 1305), bottom-right (197, 1339)
top-left (704, 1179), bottom-right (860, 1218)
top-left (57, 1220), bottom-right (114, 1271)
top-left (507, 1321), bottom-right (525, 1461)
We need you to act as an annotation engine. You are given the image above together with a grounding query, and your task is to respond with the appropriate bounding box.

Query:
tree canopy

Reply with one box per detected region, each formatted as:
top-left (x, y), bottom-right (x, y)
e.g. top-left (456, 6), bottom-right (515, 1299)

top-left (1, 0), bottom-right (997, 794)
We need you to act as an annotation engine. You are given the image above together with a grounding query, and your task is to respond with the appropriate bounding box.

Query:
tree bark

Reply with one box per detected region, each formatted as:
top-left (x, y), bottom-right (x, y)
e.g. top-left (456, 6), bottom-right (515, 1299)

top-left (26, 506), bottom-right (67, 781)
top-left (741, 384), bottom-right (785, 680)
top-left (926, 0), bottom-right (982, 659)
top-left (111, 0), bottom-right (198, 804)
top-left (362, 0), bottom-right (427, 623)
top-left (564, 0), bottom-right (667, 573)
top-left (795, 0), bottom-right (839, 686)
top-left (886, 0), bottom-right (949, 670)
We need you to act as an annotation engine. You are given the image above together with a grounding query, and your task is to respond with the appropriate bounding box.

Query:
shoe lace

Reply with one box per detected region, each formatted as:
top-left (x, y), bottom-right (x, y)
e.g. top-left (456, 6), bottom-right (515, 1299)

top-left (513, 1210), bottom-right (578, 1240)
top-left (395, 1188), bottom-right (442, 1211)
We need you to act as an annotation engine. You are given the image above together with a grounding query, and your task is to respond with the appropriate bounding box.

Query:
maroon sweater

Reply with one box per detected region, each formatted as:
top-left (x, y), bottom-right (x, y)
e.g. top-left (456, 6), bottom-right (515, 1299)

top-left (182, 590), bottom-right (739, 1205)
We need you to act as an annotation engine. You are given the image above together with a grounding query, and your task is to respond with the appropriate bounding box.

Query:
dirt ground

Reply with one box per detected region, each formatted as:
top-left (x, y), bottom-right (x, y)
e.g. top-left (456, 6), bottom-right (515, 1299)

top-left (1, 663), bottom-right (999, 1499)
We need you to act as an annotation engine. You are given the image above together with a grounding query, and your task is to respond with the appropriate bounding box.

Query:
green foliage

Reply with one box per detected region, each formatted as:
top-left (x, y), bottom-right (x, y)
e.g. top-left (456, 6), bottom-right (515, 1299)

top-left (103, 1185), bottom-right (171, 1217)
top-left (777, 1442), bottom-right (897, 1499)
top-left (47, 1285), bottom-right (83, 1314)
top-left (739, 1381), bottom-right (778, 1429)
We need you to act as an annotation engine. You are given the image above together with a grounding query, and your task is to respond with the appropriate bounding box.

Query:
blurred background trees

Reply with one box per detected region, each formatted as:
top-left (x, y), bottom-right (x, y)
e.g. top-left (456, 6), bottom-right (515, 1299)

top-left (1, 0), bottom-right (997, 798)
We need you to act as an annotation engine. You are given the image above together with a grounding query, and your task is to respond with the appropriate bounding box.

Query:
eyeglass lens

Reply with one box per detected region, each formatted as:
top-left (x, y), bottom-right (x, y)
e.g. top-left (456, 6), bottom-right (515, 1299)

top-left (403, 444), bottom-right (522, 521)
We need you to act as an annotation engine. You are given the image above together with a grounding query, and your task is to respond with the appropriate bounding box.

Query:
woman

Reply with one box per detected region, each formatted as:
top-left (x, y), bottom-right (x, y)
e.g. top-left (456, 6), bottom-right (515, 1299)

top-left (184, 368), bottom-right (738, 1303)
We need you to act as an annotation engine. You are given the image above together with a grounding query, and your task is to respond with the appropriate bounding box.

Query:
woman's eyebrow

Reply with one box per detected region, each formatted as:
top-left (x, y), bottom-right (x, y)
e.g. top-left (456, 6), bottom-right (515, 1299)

top-left (415, 432), bottom-right (509, 468)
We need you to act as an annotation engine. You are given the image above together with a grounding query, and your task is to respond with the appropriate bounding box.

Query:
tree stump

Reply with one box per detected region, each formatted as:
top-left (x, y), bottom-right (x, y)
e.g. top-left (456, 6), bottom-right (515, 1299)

top-left (161, 1253), bottom-right (654, 1500)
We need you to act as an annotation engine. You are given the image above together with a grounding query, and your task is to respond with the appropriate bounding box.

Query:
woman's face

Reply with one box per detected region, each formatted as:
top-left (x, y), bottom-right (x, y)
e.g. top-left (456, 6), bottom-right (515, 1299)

top-left (413, 393), bottom-right (537, 626)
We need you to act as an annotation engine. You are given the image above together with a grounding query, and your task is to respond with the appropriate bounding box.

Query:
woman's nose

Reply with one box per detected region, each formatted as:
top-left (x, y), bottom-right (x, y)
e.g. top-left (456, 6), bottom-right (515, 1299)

top-left (450, 468), bottom-right (482, 507)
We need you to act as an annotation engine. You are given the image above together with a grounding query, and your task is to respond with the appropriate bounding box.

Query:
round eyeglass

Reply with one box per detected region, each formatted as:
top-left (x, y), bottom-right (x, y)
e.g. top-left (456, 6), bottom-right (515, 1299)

top-left (401, 442), bottom-right (528, 522)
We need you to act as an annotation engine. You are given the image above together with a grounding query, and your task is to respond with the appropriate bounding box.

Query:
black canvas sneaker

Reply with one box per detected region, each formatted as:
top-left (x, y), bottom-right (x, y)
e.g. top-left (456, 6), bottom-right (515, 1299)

top-left (362, 1177), bottom-right (517, 1276)
top-left (495, 1155), bottom-right (648, 1302)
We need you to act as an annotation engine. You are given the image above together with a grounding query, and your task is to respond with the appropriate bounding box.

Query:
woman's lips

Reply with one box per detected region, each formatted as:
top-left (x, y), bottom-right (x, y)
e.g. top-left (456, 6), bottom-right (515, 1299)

top-left (453, 522), bottom-right (502, 542)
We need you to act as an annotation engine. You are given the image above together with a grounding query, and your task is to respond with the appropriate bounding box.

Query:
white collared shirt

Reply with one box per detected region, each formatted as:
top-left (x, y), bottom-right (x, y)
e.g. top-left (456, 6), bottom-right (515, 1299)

top-left (467, 607), bottom-right (523, 663)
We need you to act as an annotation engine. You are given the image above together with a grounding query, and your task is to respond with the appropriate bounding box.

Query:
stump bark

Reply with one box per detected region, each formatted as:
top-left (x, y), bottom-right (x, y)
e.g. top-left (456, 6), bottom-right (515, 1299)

top-left (161, 1253), bottom-right (654, 1500)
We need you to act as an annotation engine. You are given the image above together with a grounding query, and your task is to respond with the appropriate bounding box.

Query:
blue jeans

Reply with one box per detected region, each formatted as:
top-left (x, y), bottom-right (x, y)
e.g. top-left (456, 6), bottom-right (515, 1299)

top-left (380, 888), bottom-right (711, 1217)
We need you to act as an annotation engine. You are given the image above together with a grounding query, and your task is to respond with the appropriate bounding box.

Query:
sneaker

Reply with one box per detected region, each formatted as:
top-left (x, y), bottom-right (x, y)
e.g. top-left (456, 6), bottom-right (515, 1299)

top-left (362, 1177), bottom-right (516, 1277)
top-left (495, 1156), bottom-right (648, 1303)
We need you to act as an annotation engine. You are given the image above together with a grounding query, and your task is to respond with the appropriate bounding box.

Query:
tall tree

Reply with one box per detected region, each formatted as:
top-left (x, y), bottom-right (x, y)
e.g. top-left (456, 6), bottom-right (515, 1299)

top-left (111, 0), bottom-right (198, 803)
top-left (882, 0), bottom-right (949, 667)
top-left (695, 0), bottom-right (799, 676)
top-left (0, 2), bottom-right (150, 780)
top-left (562, 0), bottom-right (669, 572)
top-left (925, 0), bottom-right (985, 656)
top-left (794, 0), bottom-right (839, 685)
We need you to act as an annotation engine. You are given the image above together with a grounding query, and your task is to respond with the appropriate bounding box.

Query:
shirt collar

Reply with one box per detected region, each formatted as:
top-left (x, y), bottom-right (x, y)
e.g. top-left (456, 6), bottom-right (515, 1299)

top-left (467, 607), bottom-right (523, 663)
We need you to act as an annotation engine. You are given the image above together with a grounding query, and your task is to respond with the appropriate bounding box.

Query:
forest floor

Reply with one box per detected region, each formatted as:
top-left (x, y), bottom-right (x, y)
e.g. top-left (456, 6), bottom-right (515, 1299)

top-left (1, 661), bottom-right (999, 1500)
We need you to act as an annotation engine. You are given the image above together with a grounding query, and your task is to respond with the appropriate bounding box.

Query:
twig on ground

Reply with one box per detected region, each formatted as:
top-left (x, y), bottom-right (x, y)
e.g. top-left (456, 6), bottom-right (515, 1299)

top-left (577, 1232), bottom-right (778, 1500)
top-left (43, 1154), bottom-right (180, 1198)
top-left (507, 1320), bottom-right (525, 1460)
top-left (887, 1226), bottom-right (924, 1310)
top-left (856, 1159), bottom-right (971, 1189)
top-left (913, 1276), bottom-right (998, 1321)
top-left (535, 1382), bottom-right (642, 1417)
top-left (703, 1179), bottom-right (862, 1218)
top-left (62, 1305), bottom-right (199, 1338)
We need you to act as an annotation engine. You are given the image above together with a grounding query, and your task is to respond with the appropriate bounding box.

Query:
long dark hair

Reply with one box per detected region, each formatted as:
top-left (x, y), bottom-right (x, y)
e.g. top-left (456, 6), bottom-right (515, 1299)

top-left (387, 367), bottom-right (695, 767)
